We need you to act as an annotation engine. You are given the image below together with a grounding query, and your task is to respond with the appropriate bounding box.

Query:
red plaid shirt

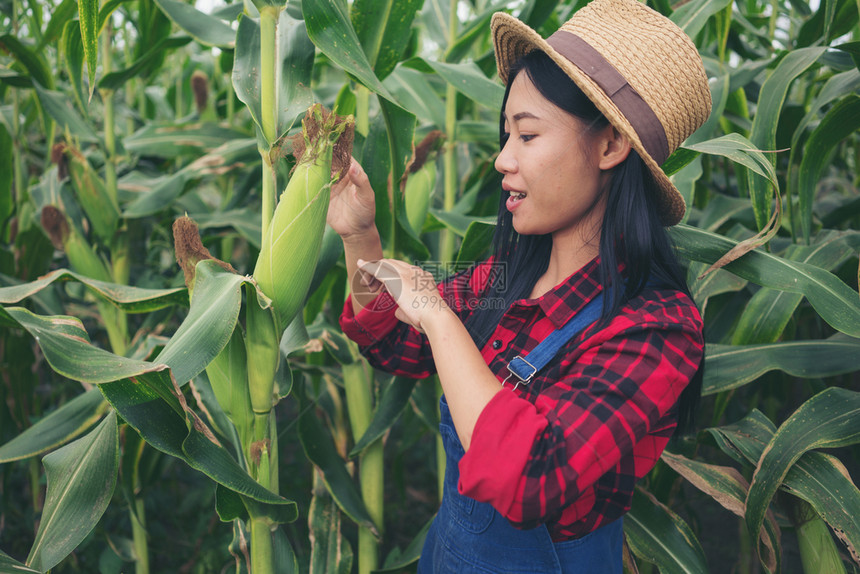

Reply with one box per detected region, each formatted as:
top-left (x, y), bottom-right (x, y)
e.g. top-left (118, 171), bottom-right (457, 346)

top-left (339, 257), bottom-right (703, 541)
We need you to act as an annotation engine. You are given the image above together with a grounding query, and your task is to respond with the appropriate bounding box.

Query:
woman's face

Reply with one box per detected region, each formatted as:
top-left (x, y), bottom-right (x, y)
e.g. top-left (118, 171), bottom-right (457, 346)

top-left (495, 72), bottom-right (614, 245)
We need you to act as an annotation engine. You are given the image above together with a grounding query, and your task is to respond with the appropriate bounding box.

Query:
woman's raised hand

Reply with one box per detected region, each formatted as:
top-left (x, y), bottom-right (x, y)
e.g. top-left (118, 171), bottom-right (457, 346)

top-left (328, 157), bottom-right (377, 241)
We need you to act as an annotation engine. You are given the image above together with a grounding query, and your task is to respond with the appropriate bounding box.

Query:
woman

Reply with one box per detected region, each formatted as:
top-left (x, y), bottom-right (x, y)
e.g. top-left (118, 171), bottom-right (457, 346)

top-left (329, 0), bottom-right (711, 571)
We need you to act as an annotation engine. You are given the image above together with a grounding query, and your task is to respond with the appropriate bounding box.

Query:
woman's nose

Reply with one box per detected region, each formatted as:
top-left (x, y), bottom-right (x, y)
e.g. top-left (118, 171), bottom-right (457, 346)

top-left (495, 141), bottom-right (516, 174)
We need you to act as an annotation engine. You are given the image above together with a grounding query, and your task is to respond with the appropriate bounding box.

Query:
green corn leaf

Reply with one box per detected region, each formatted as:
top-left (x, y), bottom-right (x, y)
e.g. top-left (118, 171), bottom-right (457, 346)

top-left (444, 3), bottom-right (502, 64)
top-left (302, 0), bottom-right (396, 102)
top-left (684, 133), bottom-right (777, 187)
top-left (299, 388), bottom-right (379, 537)
top-left (215, 483), bottom-right (246, 522)
top-left (789, 455), bottom-right (860, 568)
top-left (456, 220), bottom-right (494, 266)
top-left (662, 148), bottom-right (701, 177)
top-left (705, 335), bottom-right (860, 395)
top-left (798, 95), bottom-right (860, 242)
top-left (429, 209), bottom-right (496, 237)
top-left (711, 410), bottom-right (860, 567)
top-left (420, 0), bottom-right (450, 49)
top-left (151, 0), bottom-right (235, 48)
top-left (39, 0), bottom-right (77, 50)
top-left (99, 373), bottom-right (298, 524)
top-left (517, 0), bottom-right (557, 30)
top-left (455, 120), bottom-right (498, 143)
top-left (625, 487), bottom-right (709, 574)
top-left (27, 412), bottom-right (118, 573)
top-left (688, 61), bottom-right (729, 147)
top-left (671, 155), bottom-right (702, 223)
top-left (383, 66), bottom-right (446, 128)
top-left (0, 307), bottom-right (164, 381)
top-left (352, 0), bottom-right (424, 80)
top-left (746, 388), bottom-right (860, 559)
top-left (99, 36), bottom-right (192, 91)
top-left (731, 232), bottom-right (860, 345)
top-left (744, 47), bottom-right (825, 230)
top-left (688, 265), bottom-right (747, 309)
top-left (273, 528), bottom-right (300, 574)
top-left (122, 139), bottom-right (258, 218)
top-left (194, 208), bottom-right (263, 250)
top-left (0, 389), bottom-right (108, 463)
top-left (0, 550), bottom-right (39, 573)
top-left (407, 58), bottom-right (505, 111)
top-left (669, 0), bottom-right (733, 38)
top-left (65, 147), bottom-right (120, 243)
top-left (308, 479), bottom-right (354, 574)
top-left (0, 36), bottom-right (52, 90)
top-left (362, 115), bottom-right (395, 246)
top-left (791, 70), bottom-right (860, 150)
top-left (77, 0), bottom-right (99, 98)
top-left (232, 10), bottom-right (315, 145)
top-left (696, 193), bottom-right (755, 231)
top-left (670, 224), bottom-right (860, 337)
top-left (349, 377), bottom-right (417, 458)
top-left (0, 268), bottom-right (186, 312)
top-left (662, 452), bottom-right (780, 573)
top-left (0, 126), bottom-right (12, 233)
top-left (61, 20), bottom-right (87, 115)
top-left (380, 96), bottom-right (423, 257)
top-left (32, 81), bottom-right (99, 142)
top-left (709, 409), bottom-right (777, 466)
top-left (124, 123), bottom-right (250, 158)
top-left (381, 96), bottom-right (416, 205)
top-left (373, 516), bottom-right (433, 573)
top-left (97, 0), bottom-right (135, 34)
top-left (156, 261), bottom-right (244, 387)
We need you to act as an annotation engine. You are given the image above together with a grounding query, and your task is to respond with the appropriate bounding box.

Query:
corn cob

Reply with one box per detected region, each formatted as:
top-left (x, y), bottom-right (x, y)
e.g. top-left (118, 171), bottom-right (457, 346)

top-left (252, 104), bottom-right (354, 332)
top-left (403, 130), bottom-right (443, 235)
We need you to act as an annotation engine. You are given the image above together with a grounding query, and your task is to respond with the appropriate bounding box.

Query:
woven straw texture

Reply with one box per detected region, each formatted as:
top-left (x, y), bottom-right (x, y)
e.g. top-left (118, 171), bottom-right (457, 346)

top-left (492, 0), bottom-right (712, 225)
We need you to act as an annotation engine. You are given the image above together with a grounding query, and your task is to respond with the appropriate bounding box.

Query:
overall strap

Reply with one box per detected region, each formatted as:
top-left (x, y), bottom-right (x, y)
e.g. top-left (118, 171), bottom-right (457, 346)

top-left (506, 292), bottom-right (606, 389)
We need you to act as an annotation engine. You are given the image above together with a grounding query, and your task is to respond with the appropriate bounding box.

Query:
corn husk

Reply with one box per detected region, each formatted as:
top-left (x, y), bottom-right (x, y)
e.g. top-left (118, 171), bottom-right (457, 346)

top-left (245, 285), bottom-right (280, 415)
top-left (402, 130), bottom-right (443, 235)
top-left (252, 104), bottom-right (354, 332)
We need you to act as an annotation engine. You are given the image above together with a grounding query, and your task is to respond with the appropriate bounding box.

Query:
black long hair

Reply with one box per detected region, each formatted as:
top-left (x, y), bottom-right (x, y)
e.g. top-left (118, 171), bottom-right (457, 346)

top-left (464, 50), bottom-right (703, 436)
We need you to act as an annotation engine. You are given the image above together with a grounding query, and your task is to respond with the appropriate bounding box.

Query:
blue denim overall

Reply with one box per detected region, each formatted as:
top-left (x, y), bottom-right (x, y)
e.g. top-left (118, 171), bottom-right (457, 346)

top-left (417, 290), bottom-right (624, 573)
top-left (417, 396), bottom-right (623, 573)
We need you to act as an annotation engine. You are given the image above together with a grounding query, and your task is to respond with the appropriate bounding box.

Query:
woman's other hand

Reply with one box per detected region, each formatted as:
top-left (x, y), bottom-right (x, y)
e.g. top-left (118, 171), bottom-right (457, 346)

top-left (356, 258), bottom-right (450, 333)
top-left (328, 157), bottom-right (376, 240)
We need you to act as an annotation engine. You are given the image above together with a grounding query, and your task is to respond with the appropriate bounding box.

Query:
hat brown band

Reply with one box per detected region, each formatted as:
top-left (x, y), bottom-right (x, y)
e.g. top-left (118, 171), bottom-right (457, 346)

top-left (546, 30), bottom-right (670, 165)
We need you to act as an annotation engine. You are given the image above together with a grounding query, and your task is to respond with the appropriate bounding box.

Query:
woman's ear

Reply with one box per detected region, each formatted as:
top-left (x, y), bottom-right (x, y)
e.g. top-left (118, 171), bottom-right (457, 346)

top-left (597, 126), bottom-right (632, 171)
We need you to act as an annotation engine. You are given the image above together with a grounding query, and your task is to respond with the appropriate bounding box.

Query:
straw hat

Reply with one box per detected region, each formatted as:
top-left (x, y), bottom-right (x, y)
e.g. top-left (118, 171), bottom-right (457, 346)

top-left (492, 0), bottom-right (711, 226)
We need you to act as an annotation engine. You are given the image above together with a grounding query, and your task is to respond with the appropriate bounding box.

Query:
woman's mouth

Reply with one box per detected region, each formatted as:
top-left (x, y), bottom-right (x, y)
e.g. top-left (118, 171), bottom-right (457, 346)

top-left (506, 190), bottom-right (526, 211)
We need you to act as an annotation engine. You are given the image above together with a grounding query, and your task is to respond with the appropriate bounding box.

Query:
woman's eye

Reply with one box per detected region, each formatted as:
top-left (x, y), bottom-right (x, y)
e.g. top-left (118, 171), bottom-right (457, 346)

top-left (520, 134), bottom-right (536, 142)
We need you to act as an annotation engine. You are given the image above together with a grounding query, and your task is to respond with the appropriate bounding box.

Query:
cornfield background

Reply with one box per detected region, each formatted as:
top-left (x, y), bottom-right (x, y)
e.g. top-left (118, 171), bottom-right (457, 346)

top-left (1, 0), bottom-right (859, 572)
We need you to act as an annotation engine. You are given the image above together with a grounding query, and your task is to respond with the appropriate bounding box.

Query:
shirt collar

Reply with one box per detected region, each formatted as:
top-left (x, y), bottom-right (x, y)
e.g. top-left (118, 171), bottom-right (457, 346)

top-left (530, 257), bottom-right (604, 328)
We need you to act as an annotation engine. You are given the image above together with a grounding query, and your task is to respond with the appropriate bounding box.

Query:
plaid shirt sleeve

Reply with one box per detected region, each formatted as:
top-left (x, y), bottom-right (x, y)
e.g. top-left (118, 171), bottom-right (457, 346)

top-left (457, 293), bottom-right (703, 533)
top-left (339, 261), bottom-right (491, 378)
